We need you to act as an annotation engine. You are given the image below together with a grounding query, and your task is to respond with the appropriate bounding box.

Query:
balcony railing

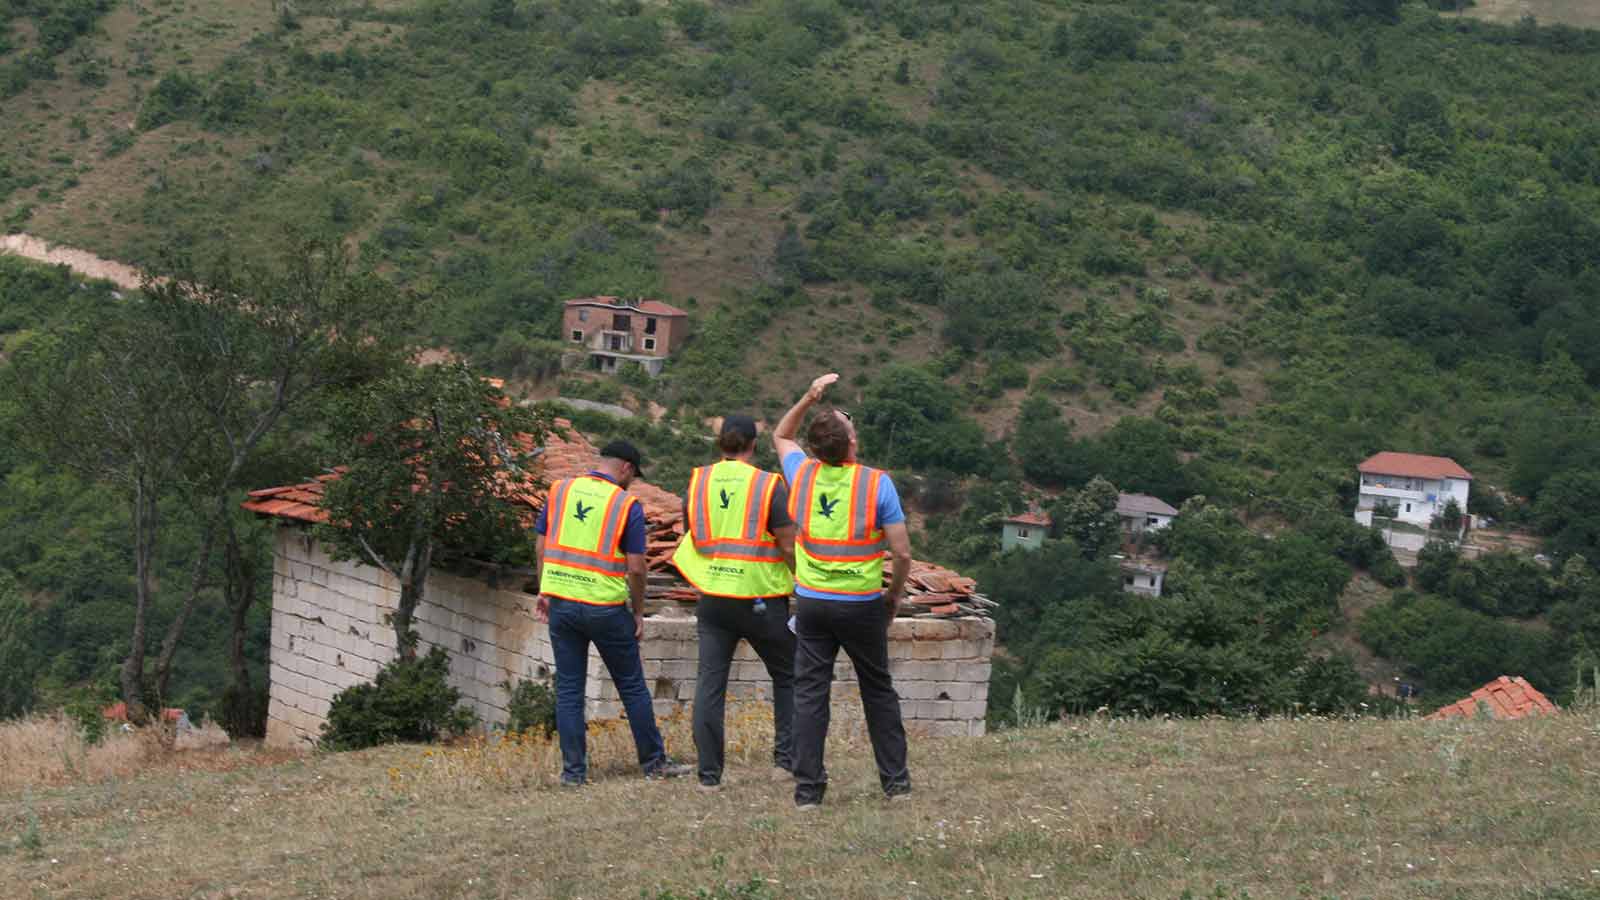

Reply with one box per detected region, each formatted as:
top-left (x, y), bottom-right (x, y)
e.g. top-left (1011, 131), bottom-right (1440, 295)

top-left (1360, 485), bottom-right (1426, 502)
top-left (587, 330), bottom-right (634, 354)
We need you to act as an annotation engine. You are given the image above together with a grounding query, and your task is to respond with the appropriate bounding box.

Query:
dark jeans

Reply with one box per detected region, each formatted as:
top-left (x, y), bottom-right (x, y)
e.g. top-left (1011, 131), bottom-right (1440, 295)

top-left (693, 594), bottom-right (796, 785)
top-left (548, 598), bottom-right (667, 782)
top-left (791, 596), bottom-right (910, 805)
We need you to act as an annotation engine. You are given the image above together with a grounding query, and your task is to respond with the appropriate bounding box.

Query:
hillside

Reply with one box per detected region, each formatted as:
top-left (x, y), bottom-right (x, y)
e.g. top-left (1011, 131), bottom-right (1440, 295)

top-left (3, 711), bottom-right (1599, 898)
top-left (7, 0), bottom-right (1600, 724)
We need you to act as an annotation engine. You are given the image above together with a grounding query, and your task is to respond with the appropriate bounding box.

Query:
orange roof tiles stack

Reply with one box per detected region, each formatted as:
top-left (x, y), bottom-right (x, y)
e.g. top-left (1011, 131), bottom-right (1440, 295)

top-left (1424, 676), bottom-right (1558, 721)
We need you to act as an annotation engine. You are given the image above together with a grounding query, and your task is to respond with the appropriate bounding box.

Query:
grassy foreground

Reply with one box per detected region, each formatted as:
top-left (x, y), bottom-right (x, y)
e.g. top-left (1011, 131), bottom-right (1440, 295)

top-left (3, 710), bottom-right (1599, 899)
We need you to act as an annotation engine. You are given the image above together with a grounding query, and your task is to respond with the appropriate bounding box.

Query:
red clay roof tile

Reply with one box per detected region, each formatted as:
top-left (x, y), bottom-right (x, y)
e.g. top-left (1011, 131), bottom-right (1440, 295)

top-left (1424, 676), bottom-right (1557, 721)
top-left (1358, 452), bottom-right (1473, 481)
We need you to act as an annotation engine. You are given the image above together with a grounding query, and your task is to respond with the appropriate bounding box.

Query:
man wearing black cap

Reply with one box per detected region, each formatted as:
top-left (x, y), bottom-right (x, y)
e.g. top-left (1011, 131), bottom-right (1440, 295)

top-left (534, 439), bottom-right (690, 784)
top-left (672, 415), bottom-right (799, 790)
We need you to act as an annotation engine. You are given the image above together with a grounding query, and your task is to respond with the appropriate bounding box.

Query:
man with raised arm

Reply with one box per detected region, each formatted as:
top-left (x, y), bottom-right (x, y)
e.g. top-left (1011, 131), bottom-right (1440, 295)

top-left (772, 373), bottom-right (914, 809)
top-left (673, 415), bottom-right (799, 790)
top-left (534, 440), bottom-right (690, 786)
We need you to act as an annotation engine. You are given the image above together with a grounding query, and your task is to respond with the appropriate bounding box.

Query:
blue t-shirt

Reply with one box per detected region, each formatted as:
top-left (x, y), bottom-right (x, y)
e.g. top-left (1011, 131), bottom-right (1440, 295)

top-left (533, 471), bottom-right (649, 555)
top-left (782, 450), bottom-right (904, 602)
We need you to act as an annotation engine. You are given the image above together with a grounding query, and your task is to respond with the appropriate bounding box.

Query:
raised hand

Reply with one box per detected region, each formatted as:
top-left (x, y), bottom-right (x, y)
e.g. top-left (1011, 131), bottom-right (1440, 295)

top-left (808, 372), bottom-right (840, 401)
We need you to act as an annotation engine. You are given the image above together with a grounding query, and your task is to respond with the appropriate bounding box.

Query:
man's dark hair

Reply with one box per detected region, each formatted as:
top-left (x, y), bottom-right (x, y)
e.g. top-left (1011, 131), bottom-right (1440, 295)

top-left (806, 407), bottom-right (852, 465)
top-left (717, 414), bottom-right (758, 456)
top-left (717, 429), bottom-right (752, 455)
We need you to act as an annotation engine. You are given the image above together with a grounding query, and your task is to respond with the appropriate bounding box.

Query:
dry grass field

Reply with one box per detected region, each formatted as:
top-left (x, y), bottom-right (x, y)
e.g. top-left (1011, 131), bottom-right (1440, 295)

top-left (3, 708), bottom-right (1599, 899)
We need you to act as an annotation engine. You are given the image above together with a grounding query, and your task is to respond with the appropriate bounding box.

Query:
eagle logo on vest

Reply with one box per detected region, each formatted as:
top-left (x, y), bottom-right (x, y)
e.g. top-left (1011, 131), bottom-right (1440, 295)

top-left (817, 493), bottom-right (839, 520)
top-left (719, 488), bottom-right (733, 510)
top-left (573, 500), bottom-right (593, 523)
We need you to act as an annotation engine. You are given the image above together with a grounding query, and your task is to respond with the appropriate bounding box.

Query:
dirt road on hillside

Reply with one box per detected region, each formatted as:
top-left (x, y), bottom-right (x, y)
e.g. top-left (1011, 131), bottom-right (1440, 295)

top-left (0, 233), bottom-right (144, 290)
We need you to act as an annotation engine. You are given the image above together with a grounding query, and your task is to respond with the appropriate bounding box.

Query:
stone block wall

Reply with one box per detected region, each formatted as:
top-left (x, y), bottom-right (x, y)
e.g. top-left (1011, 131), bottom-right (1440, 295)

top-left (265, 527), bottom-right (995, 748)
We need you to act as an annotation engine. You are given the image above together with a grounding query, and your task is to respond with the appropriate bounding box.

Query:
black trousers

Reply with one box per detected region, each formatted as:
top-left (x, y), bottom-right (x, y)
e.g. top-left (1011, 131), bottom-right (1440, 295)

top-left (693, 594), bottom-right (796, 785)
top-left (791, 596), bottom-right (911, 805)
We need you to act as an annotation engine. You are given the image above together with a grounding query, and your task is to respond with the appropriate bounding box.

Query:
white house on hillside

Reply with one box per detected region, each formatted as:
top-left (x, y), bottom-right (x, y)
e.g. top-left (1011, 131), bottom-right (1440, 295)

top-left (1117, 493), bottom-right (1178, 536)
top-left (1354, 451), bottom-right (1472, 529)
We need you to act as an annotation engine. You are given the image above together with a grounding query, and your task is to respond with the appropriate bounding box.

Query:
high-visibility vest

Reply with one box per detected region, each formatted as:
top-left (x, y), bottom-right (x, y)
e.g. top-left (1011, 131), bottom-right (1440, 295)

top-left (672, 460), bottom-right (792, 599)
top-left (539, 475), bottom-right (639, 606)
top-left (788, 459), bottom-right (886, 597)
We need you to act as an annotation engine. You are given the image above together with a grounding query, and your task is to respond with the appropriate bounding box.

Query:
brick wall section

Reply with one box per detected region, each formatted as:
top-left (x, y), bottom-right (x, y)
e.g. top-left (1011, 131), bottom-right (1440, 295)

top-left (265, 528), bottom-right (995, 747)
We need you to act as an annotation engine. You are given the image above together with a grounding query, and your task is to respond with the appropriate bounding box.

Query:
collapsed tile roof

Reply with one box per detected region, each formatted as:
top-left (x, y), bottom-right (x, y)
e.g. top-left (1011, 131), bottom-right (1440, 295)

top-left (1424, 676), bottom-right (1558, 721)
top-left (243, 423), bottom-right (993, 619)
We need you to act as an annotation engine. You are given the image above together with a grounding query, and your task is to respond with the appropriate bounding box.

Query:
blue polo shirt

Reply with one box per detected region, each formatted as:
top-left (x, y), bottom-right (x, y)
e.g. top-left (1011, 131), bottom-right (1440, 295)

top-left (782, 451), bottom-right (905, 602)
top-left (533, 471), bottom-right (649, 555)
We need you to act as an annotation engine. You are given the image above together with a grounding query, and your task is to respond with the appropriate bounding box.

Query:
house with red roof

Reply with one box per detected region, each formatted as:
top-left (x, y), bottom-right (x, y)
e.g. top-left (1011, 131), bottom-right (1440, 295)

top-left (1354, 451), bottom-right (1472, 530)
top-left (1001, 510), bottom-right (1052, 553)
top-left (561, 296), bottom-right (688, 376)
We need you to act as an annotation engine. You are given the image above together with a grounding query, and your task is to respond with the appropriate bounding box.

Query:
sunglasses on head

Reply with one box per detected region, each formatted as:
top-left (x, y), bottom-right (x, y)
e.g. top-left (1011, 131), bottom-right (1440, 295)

top-left (837, 409), bottom-right (853, 423)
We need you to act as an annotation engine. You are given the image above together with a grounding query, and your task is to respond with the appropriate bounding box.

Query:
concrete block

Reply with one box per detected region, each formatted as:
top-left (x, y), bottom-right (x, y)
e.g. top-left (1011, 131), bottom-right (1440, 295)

top-left (914, 700), bottom-right (955, 720)
top-left (955, 618), bottom-right (996, 641)
top-left (957, 662), bottom-right (993, 683)
top-left (971, 681), bottom-right (989, 703)
top-left (934, 682), bottom-right (973, 702)
top-left (941, 640), bottom-right (982, 660)
top-left (911, 620), bottom-right (961, 641)
top-left (732, 643), bottom-right (759, 661)
top-left (887, 640), bottom-right (914, 660)
top-left (919, 720), bottom-right (970, 738)
top-left (895, 681), bottom-right (938, 701)
top-left (911, 641), bottom-right (945, 661)
top-left (886, 620), bottom-right (916, 641)
top-left (968, 719), bottom-right (987, 737)
top-left (954, 700), bottom-right (988, 721)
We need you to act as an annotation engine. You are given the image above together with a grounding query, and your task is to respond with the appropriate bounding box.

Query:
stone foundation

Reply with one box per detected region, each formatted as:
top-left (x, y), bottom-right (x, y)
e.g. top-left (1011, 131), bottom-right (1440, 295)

top-left (265, 527), bottom-right (995, 748)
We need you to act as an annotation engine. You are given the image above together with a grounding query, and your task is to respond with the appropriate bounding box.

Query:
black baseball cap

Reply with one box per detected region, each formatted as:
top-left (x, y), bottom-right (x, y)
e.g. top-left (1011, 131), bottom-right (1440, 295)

top-left (720, 414), bottom-right (758, 443)
top-left (600, 439), bottom-right (646, 476)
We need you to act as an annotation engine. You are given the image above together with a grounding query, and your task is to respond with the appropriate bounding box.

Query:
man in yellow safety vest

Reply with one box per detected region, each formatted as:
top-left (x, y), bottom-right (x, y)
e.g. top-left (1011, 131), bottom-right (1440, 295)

top-left (672, 415), bottom-right (798, 790)
top-left (534, 440), bottom-right (690, 785)
top-left (772, 373), bottom-right (914, 809)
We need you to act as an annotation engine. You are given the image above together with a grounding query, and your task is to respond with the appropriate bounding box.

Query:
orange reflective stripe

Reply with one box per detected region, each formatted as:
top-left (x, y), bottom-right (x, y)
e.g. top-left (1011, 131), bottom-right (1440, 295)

top-left (596, 489), bottom-right (625, 556)
top-left (742, 472), bottom-right (764, 539)
top-left (541, 547), bottom-right (628, 575)
top-left (790, 460), bottom-right (820, 530)
top-left (690, 466), bottom-right (713, 545)
top-left (545, 479), bottom-right (570, 546)
top-left (757, 473), bottom-right (779, 539)
top-left (849, 466), bottom-right (870, 541)
top-left (863, 470), bottom-right (881, 535)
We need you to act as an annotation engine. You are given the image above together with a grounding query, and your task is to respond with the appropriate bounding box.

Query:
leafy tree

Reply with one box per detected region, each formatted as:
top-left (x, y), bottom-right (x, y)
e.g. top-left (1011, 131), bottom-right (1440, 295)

top-left (1050, 476), bottom-right (1121, 560)
top-left (0, 570), bottom-right (42, 718)
top-left (3, 237), bottom-right (414, 717)
top-left (857, 365), bottom-right (986, 472)
top-left (317, 364), bottom-right (552, 657)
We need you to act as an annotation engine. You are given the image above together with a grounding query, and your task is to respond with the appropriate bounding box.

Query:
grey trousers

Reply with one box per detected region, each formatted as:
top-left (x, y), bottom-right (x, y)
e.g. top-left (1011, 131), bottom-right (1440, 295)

top-left (791, 596), bottom-right (910, 805)
top-left (693, 594), bottom-right (796, 785)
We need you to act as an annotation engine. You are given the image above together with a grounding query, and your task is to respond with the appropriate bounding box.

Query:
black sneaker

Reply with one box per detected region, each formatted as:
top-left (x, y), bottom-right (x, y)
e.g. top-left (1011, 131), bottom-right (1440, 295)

top-left (645, 759), bottom-right (693, 779)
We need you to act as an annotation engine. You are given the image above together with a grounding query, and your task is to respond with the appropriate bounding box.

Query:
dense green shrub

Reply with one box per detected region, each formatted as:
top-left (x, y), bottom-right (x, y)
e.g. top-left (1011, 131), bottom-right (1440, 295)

top-left (320, 647), bottom-right (478, 751)
top-left (503, 677), bottom-right (557, 736)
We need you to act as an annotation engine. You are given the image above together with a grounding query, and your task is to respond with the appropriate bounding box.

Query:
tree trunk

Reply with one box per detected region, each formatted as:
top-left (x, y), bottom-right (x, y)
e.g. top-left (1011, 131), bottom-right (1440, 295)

top-left (121, 476), bottom-right (158, 723)
top-left (392, 536), bottom-right (433, 661)
top-left (220, 523), bottom-right (263, 736)
top-left (152, 493), bottom-right (226, 699)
